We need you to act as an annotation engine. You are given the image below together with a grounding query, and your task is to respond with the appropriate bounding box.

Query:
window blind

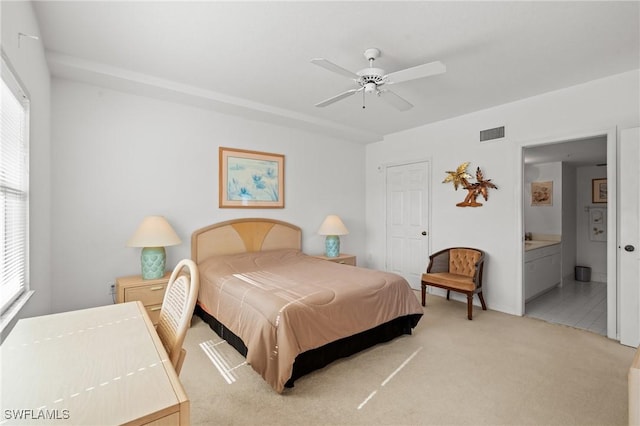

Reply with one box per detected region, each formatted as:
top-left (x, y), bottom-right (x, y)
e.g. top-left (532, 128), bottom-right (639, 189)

top-left (1, 59), bottom-right (29, 314)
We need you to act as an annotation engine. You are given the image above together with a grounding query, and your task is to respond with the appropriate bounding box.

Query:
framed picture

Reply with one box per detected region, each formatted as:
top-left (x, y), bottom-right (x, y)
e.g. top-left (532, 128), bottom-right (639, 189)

top-left (531, 181), bottom-right (553, 206)
top-left (589, 207), bottom-right (607, 241)
top-left (219, 147), bottom-right (285, 208)
top-left (592, 178), bottom-right (607, 204)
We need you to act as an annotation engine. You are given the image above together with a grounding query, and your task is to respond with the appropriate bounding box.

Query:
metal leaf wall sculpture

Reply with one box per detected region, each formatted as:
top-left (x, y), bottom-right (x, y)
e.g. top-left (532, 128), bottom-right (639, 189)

top-left (443, 162), bottom-right (498, 207)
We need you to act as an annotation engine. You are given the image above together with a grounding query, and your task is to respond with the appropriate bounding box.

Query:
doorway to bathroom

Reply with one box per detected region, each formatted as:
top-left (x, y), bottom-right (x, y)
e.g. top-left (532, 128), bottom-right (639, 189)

top-left (522, 136), bottom-right (608, 335)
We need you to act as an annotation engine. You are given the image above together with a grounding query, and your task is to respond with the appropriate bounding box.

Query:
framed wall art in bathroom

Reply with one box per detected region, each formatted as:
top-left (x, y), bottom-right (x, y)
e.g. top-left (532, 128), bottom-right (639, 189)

top-left (592, 178), bottom-right (607, 204)
top-left (531, 181), bottom-right (553, 206)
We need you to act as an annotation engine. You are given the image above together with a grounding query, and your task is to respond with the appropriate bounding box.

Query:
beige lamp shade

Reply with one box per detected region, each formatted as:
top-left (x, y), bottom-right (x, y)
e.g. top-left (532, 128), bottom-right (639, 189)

top-left (317, 215), bottom-right (349, 236)
top-left (126, 216), bottom-right (181, 248)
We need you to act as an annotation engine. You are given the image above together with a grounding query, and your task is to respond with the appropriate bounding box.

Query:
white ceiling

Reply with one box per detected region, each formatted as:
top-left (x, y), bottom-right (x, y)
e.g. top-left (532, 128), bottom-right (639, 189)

top-left (32, 1), bottom-right (639, 144)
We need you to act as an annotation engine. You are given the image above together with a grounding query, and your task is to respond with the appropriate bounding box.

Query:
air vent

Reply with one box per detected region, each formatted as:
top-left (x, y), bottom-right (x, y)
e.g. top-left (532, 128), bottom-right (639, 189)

top-left (480, 126), bottom-right (505, 142)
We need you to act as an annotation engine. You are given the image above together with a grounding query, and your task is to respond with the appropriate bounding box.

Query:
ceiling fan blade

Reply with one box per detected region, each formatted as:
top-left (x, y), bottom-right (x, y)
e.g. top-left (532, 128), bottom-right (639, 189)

top-left (386, 61), bottom-right (446, 84)
top-left (379, 89), bottom-right (413, 111)
top-left (315, 88), bottom-right (361, 107)
top-left (311, 58), bottom-right (359, 79)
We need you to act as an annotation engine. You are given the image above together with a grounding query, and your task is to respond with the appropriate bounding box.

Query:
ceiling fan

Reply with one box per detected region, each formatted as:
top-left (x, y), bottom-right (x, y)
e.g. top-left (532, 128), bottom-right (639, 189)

top-left (311, 48), bottom-right (446, 111)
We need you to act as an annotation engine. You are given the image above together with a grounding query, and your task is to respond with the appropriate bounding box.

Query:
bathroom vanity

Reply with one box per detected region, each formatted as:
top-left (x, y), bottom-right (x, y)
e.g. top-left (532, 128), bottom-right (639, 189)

top-left (524, 239), bottom-right (561, 302)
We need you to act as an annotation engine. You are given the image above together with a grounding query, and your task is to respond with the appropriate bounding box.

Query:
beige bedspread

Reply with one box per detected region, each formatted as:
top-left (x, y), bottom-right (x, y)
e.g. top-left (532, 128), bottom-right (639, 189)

top-left (197, 248), bottom-right (423, 393)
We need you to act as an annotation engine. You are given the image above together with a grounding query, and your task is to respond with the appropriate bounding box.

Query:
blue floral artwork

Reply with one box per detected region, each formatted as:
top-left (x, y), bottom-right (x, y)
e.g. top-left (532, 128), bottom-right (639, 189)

top-left (227, 156), bottom-right (279, 202)
top-left (219, 147), bottom-right (284, 208)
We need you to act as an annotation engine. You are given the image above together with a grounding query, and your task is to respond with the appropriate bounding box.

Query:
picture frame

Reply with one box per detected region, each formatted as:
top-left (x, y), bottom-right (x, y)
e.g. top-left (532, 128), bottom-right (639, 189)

top-left (531, 181), bottom-right (553, 206)
top-left (219, 147), bottom-right (285, 208)
top-left (589, 207), bottom-right (607, 241)
top-left (592, 178), bottom-right (607, 204)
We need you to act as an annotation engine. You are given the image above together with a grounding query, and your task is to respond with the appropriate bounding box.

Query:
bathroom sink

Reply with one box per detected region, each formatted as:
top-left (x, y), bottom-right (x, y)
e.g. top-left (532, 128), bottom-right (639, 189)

top-left (524, 240), bottom-right (560, 251)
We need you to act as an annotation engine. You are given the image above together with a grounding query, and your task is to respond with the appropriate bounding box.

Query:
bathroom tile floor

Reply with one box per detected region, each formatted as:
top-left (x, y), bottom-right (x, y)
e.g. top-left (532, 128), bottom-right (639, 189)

top-left (525, 278), bottom-right (607, 336)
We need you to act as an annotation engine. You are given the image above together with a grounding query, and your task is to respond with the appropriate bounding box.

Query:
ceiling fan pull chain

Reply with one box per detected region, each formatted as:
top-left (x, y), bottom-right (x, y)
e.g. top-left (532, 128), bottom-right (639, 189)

top-left (362, 88), bottom-right (366, 109)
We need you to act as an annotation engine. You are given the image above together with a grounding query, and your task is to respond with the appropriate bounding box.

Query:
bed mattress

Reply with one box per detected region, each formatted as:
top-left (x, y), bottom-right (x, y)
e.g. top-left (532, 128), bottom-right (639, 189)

top-left (197, 248), bottom-right (423, 393)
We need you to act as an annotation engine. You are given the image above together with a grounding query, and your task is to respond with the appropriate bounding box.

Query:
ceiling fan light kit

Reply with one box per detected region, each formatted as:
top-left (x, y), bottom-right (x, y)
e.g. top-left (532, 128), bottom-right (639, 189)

top-left (311, 47), bottom-right (446, 111)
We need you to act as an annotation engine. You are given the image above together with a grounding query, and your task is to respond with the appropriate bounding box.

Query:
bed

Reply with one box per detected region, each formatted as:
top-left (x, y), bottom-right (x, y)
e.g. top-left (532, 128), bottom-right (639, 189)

top-left (191, 218), bottom-right (423, 393)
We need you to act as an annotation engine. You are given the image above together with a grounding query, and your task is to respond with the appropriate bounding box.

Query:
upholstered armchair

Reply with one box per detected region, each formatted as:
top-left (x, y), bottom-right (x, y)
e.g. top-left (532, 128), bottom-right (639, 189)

top-left (421, 247), bottom-right (486, 320)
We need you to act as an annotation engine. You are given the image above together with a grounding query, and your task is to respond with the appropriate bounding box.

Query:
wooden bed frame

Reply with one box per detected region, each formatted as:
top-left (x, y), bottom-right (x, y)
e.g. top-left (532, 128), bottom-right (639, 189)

top-left (191, 218), bottom-right (421, 389)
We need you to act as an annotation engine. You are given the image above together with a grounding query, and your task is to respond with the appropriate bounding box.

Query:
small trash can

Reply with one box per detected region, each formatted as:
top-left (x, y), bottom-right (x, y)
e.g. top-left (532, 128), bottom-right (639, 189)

top-left (575, 266), bottom-right (591, 282)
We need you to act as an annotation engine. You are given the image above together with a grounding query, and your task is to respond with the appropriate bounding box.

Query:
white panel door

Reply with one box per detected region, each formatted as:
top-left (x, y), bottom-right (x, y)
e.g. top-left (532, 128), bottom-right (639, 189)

top-left (619, 127), bottom-right (640, 347)
top-left (385, 162), bottom-right (429, 290)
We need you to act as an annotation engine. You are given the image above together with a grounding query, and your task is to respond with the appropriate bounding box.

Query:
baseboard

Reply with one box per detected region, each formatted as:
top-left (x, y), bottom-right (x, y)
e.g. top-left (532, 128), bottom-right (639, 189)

top-left (565, 271), bottom-right (607, 283)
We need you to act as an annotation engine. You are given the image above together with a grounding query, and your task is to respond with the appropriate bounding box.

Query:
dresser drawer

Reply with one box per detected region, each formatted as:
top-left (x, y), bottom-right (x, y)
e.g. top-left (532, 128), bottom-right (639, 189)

top-left (125, 283), bottom-right (167, 306)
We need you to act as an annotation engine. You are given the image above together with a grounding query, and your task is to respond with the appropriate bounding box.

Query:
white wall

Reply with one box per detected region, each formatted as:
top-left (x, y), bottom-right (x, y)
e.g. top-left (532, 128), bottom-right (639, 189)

top-left (524, 162), bottom-right (562, 235)
top-left (1, 2), bottom-right (52, 328)
top-left (50, 79), bottom-right (365, 313)
top-left (366, 70), bottom-right (640, 316)
top-left (576, 165), bottom-right (608, 282)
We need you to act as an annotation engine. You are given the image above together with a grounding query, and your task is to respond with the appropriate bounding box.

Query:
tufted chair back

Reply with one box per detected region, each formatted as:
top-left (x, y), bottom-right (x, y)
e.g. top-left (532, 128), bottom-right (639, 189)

top-left (449, 248), bottom-right (482, 278)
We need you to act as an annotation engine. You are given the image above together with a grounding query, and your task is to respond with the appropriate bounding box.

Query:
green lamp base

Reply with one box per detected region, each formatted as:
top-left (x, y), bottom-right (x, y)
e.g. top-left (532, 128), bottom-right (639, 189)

top-left (324, 235), bottom-right (340, 258)
top-left (141, 246), bottom-right (166, 279)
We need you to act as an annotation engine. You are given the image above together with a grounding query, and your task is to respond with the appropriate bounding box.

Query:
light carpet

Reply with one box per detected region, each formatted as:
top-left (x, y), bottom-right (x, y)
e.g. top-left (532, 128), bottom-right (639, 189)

top-left (179, 292), bottom-right (635, 425)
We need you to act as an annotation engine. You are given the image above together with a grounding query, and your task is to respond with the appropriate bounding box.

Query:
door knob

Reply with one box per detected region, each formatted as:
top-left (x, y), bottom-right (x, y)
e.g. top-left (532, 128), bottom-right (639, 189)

top-left (421, 231), bottom-right (427, 236)
top-left (624, 245), bottom-right (635, 252)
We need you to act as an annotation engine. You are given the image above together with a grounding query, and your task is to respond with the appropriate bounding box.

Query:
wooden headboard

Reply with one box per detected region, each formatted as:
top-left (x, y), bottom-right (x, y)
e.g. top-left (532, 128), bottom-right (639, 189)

top-left (191, 218), bottom-right (302, 265)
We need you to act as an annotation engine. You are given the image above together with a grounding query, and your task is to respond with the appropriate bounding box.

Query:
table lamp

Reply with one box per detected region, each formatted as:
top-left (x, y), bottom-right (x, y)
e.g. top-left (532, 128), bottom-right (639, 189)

top-left (318, 215), bottom-right (349, 258)
top-left (126, 216), bottom-right (181, 279)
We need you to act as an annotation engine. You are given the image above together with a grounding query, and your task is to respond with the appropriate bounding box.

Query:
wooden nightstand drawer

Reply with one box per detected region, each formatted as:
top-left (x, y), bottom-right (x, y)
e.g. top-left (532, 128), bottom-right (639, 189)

top-left (125, 284), bottom-right (167, 306)
top-left (116, 272), bottom-right (170, 325)
top-left (145, 304), bottom-right (163, 324)
top-left (310, 253), bottom-right (356, 266)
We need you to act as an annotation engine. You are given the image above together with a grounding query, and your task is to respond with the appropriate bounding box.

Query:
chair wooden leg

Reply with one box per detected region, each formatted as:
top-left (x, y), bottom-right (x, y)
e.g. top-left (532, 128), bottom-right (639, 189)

top-left (478, 291), bottom-right (487, 311)
top-left (467, 294), bottom-right (473, 320)
top-left (421, 283), bottom-right (426, 307)
top-left (446, 290), bottom-right (451, 300)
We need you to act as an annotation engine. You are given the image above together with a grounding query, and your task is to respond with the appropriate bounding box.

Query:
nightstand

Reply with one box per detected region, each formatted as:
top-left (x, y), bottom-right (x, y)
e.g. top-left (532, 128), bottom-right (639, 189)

top-left (116, 272), bottom-right (170, 325)
top-left (311, 253), bottom-right (356, 266)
